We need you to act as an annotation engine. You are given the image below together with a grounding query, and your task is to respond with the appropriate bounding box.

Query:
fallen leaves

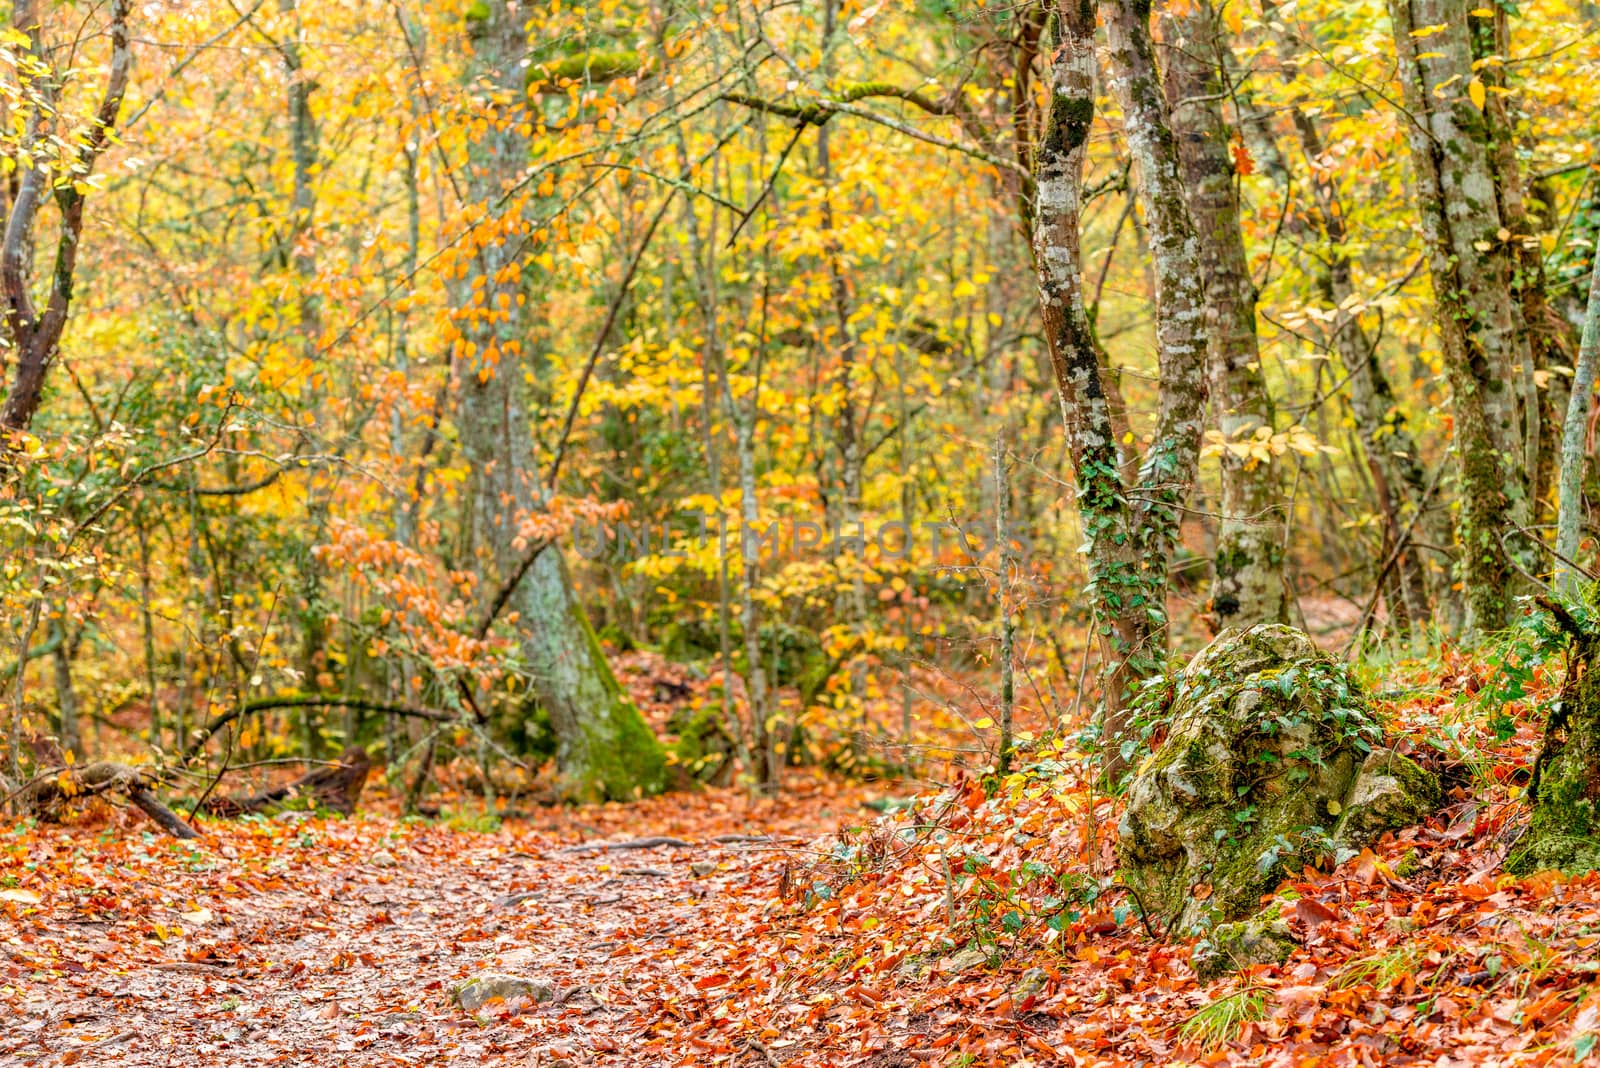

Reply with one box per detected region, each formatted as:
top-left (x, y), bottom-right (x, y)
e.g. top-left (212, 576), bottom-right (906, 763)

top-left (3, 666), bottom-right (1599, 1066)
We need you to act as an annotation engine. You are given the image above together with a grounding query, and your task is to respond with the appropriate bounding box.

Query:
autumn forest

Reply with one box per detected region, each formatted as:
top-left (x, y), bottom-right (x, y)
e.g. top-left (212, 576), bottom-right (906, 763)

top-left (3, 0), bottom-right (1600, 1064)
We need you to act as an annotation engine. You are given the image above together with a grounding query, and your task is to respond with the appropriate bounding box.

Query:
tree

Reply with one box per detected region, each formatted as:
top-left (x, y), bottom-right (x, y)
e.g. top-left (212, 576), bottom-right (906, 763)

top-left (1161, 0), bottom-right (1287, 627)
top-left (1032, 0), bottom-right (1209, 771)
top-left (1555, 238), bottom-right (1600, 594)
top-left (0, 0), bottom-right (131, 442)
top-left (450, 1), bottom-right (664, 801)
top-left (1386, 0), bottom-right (1539, 631)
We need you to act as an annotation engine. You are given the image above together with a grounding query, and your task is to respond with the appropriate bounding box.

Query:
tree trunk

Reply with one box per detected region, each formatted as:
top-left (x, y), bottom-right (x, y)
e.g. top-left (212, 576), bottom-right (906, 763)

top-left (279, 0), bottom-right (331, 737)
top-left (1555, 247), bottom-right (1600, 593)
top-left (1160, 0), bottom-right (1287, 626)
top-left (1032, 0), bottom-right (1209, 775)
top-left (1100, 0), bottom-right (1210, 583)
top-left (1387, 0), bottom-right (1535, 631)
top-left (1257, 4), bottom-right (1448, 632)
top-left (50, 622), bottom-right (79, 757)
top-left (452, 3), bottom-right (664, 802)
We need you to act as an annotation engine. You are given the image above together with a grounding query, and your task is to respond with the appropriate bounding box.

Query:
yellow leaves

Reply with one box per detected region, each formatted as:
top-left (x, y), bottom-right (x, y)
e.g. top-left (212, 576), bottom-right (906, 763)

top-left (1201, 424), bottom-right (1336, 470)
top-left (1468, 78), bottom-right (1487, 110)
top-left (0, 888), bottom-right (41, 904)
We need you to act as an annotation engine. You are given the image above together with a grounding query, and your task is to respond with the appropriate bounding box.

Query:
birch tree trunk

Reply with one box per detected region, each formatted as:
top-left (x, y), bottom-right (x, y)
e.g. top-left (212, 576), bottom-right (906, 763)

top-left (1387, 0), bottom-right (1535, 631)
top-left (453, 2), bottom-right (664, 801)
top-left (1556, 256), bottom-right (1600, 594)
top-left (1160, 0), bottom-right (1286, 626)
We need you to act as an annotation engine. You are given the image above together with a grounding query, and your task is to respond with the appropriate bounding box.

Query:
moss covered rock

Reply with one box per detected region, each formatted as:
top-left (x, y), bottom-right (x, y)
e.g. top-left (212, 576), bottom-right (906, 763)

top-left (1191, 910), bottom-right (1296, 982)
top-left (1333, 749), bottom-right (1441, 848)
top-left (1118, 625), bottom-right (1435, 935)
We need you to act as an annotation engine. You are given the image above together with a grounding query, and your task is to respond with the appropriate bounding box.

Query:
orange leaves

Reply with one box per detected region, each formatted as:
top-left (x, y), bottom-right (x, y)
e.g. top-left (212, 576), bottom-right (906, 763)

top-left (1229, 132), bottom-right (1254, 177)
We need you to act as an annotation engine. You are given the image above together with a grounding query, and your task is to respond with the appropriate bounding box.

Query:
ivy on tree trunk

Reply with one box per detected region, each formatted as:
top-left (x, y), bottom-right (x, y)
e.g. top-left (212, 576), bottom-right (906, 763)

top-left (1033, 0), bottom-right (1209, 775)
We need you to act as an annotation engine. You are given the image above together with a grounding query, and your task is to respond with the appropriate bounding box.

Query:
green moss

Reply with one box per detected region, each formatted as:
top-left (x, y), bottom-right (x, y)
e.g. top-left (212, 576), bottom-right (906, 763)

top-left (1394, 849), bottom-right (1420, 879)
top-left (1509, 633), bottom-right (1600, 874)
top-left (1042, 94), bottom-right (1095, 158)
top-left (1192, 910), bottom-right (1295, 982)
top-left (563, 601), bottom-right (667, 803)
top-left (527, 51), bottom-right (642, 92)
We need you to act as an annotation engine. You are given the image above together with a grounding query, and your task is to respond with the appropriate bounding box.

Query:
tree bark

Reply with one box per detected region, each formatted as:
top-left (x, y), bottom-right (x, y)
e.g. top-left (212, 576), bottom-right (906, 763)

top-left (1387, 0), bottom-right (1535, 631)
top-left (452, 2), bottom-right (664, 802)
top-left (1032, 0), bottom-right (1209, 774)
top-left (1100, 0), bottom-right (1210, 580)
top-left (1556, 249), bottom-right (1600, 594)
top-left (1256, 3), bottom-right (1448, 633)
top-left (1160, 0), bottom-right (1287, 626)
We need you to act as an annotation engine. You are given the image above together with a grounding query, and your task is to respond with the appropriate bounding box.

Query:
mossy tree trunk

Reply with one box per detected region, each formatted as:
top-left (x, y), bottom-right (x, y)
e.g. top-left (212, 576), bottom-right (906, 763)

top-left (1160, 0), bottom-right (1286, 628)
top-left (1387, 0), bottom-right (1536, 632)
top-left (1513, 602), bottom-right (1600, 873)
top-left (452, 3), bottom-right (664, 803)
top-left (1032, 0), bottom-right (1208, 775)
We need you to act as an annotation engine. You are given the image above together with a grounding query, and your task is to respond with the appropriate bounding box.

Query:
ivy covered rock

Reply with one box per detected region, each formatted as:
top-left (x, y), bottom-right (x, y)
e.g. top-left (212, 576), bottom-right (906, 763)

top-left (1117, 625), bottom-right (1438, 936)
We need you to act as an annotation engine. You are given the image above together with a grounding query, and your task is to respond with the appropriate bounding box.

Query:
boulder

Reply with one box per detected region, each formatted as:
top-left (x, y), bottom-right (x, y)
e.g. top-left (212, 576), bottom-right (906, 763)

top-left (454, 974), bottom-right (557, 1012)
top-left (1118, 625), bottom-right (1437, 936)
top-left (1191, 911), bottom-right (1295, 982)
top-left (1333, 749), bottom-right (1441, 848)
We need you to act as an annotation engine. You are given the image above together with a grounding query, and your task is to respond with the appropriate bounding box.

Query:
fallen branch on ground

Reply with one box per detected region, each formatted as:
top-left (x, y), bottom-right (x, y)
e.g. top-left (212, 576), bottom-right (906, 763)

top-left (558, 836), bottom-right (694, 854)
top-left (13, 761), bottom-right (199, 839)
top-left (202, 747), bottom-right (372, 817)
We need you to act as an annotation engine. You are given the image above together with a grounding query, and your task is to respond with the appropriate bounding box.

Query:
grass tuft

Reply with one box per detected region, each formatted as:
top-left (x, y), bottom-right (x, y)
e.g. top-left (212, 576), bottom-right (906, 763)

top-left (1176, 987), bottom-right (1271, 1050)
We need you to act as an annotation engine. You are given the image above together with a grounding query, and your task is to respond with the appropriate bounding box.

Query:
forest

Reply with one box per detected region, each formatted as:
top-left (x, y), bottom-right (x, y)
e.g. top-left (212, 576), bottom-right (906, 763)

top-left (2, 0), bottom-right (1600, 1063)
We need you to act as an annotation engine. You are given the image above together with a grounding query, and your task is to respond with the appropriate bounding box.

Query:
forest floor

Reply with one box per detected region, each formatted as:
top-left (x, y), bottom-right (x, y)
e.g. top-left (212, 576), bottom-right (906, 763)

top-left (5, 647), bottom-right (1600, 1066)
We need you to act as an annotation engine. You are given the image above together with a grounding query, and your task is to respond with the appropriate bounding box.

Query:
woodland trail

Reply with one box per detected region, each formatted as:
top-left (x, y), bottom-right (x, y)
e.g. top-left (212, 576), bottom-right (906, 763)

top-left (10, 725), bottom-right (1600, 1068)
top-left (0, 781), bottom-right (872, 1067)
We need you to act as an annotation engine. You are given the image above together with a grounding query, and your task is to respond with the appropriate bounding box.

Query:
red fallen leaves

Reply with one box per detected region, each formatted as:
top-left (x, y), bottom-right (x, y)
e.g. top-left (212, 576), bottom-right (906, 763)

top-left (3, 660), bottom-right (1598, 1067)
top-left (1292, 896), bottom-right (1340, 933)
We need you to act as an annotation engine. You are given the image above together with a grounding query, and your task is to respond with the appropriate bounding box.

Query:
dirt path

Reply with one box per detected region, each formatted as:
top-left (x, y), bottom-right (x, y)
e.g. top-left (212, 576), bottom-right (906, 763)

top-left (0, 782), bottom-right (867, 1067)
